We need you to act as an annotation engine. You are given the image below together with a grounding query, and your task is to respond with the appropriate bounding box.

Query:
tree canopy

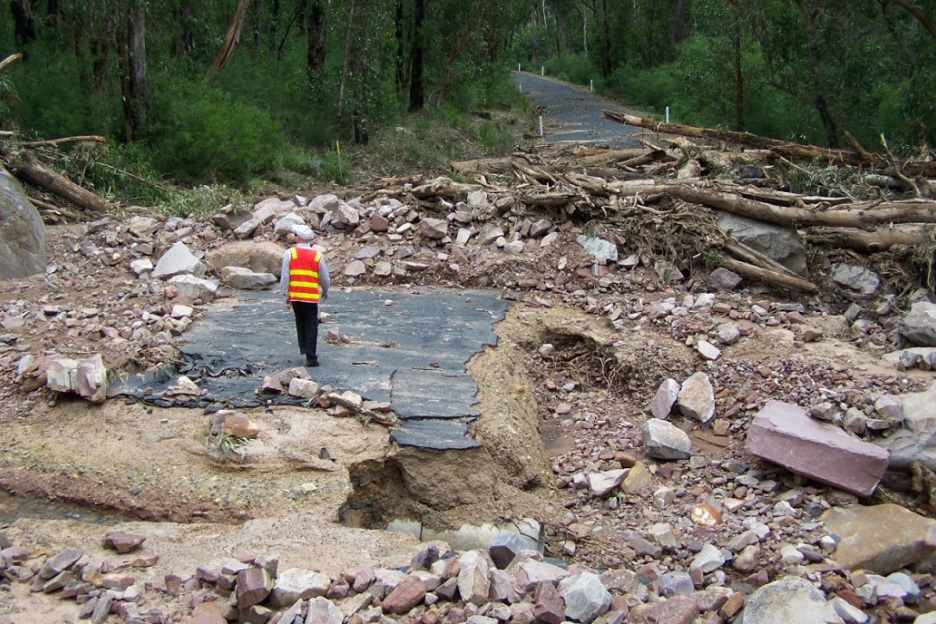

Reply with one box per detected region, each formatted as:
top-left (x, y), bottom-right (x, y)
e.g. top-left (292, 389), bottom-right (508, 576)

top-left (2, 0), bottom-right (934, 187)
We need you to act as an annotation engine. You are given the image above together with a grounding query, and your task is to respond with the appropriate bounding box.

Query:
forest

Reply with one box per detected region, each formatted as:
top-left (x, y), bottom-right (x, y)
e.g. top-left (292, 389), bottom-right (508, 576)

top-left (0, 0), bottom-right (934, 204)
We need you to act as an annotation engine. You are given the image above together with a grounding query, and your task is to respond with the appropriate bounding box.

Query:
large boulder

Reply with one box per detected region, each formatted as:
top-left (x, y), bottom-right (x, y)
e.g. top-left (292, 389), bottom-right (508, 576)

top-left (205, 241), bottom-right (286, 278)
top-left (220, 266), bottom-right (277, 290)
top-left (874, 383), bottom-right (936, 473)
top-left (641, 418), bottom-right (691, 460)
top-left (740, 576), bottom-right (842, 624)
top-left (0, 165), bottom-right (46, 279)
top-left (821, 504), bottom-right (936, 574)
top-left (717, 211), bottom-right (807, 275)
top-left (152, 242), bottom-right (204, 279)
top-left (901, 302), bottom-right (936, 347)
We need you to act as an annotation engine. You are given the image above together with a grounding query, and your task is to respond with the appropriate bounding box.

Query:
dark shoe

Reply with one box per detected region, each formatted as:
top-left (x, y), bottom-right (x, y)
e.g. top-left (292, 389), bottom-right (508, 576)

top-left (305, 356), bottom-right (319, 367)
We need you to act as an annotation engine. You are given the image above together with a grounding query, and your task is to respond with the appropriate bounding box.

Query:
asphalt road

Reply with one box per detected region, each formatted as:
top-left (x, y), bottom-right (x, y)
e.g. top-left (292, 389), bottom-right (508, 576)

top-left (112, 287), bottom-right (510, 451)
top-left (512, 71), bottom-right (643, 148)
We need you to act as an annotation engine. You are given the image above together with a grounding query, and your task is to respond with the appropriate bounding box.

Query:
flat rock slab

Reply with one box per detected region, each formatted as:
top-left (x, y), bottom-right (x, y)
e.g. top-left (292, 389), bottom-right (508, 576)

top-left (112, 288), bottom-right (508, 451)
top-left (745, 400), bottom-right (889, 497)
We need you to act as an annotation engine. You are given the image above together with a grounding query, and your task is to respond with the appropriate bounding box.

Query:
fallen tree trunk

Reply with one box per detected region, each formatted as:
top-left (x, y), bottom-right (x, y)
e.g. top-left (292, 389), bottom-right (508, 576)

top-left (804, 225), bottom-right (933, 252)
top-left (451, 157), bottom-right (517, 177)
top-left (0, 53), bottom-right (22, 73)
top-left (720, 257), bottom-right (819, 294)
top-left (670, 185), bottom-right (936, 229)
top-left (19, 135), bottom-right (107, 148)
top-left (722, 238), bottom-right (804, 279)
top-left (409, 177), bottom-right (480, 199)
top-left (604, 111), bottom-right (936, 178)
top-left (0, 147), bottom-right (112, 213)
top-left (580, 148), bottom-right (658, 167)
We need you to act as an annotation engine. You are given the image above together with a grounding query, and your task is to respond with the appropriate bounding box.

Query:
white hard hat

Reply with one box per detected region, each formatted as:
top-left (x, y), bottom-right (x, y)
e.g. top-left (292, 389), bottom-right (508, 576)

top-left (292, 225), bottom-right (314, 240)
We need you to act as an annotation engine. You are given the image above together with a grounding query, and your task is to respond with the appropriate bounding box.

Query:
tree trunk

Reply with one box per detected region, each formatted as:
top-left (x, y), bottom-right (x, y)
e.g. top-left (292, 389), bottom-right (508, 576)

top-left (666, 0), bottom-right (689, 61)
top-left (252, 0), bottom-right (263, 48)
top-left (268, 0), bottom-right (280, 52)
top-left (730, 0), bottom-right (744, 131)
top-left (46, 0), bottom-right (60, 25)
top-left (207, 0), bottom-right (252, 79)
top-left (794, 0), bottom-right (840, 148)
top-left (894, 0), bottom-right (936, 40)
top-left (395, 0), bottom-right (405, 91)
top-left (408, 0), bottom-right (425, 111)
top-left (336, 0), bottom-right (357, 120)
top-left (670, 185), bottom-right (936, 229)
top-left (307, 0), bottom-right (325, 83)
top-left (11, 0), bottom-right (37, 46)
top-left (1, 146), bottom-right (112, 213)
top-left (89, 37), bottom-right (110, 92)
top-left (603, 111), bottom-right (936, 176)
top-left (582, 8), bottom-right (587, 54)
top-left (600, 0), bottom-right (612, 77)
top-left (720, 258), bottom-right (818, 293)
top-left (173, 0), bottom-right (195, 56)
top-left (122, 0), bottom-right (150, 142)
top-left (805, 225), bottom-right (933, 252)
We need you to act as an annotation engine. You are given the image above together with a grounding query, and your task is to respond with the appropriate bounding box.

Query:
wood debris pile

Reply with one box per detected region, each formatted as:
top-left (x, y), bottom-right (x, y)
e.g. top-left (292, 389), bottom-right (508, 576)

top-left (368, 115), bottom-right (935, 299)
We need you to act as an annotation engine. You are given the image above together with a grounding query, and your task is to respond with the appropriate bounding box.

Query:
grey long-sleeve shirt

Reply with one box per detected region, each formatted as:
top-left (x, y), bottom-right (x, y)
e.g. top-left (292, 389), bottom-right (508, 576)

top-left (280, 244), bottom-right (330, 301)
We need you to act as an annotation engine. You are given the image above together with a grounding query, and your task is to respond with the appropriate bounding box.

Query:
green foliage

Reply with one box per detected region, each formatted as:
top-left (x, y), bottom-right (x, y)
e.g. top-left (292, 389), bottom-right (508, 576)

top-left (209, 432), bottom-right (250, 463)
top-left (4, 48), bottom-right (120, 138)
top-left (0, 72), bottom-right (17, 123)
top-left (161, 184), bottom-right (246, 219)
top-left (545, 52), bottom-right (596, 86)
top-left (147, 76), bottom-right (284, 185)
top-left (317, 143), bottom-right (352, 186)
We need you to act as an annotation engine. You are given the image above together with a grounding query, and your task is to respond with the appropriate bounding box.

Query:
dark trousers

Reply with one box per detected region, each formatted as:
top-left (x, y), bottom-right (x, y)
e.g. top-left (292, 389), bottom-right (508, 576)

top-left (292, 301), bottom-right (319, 356)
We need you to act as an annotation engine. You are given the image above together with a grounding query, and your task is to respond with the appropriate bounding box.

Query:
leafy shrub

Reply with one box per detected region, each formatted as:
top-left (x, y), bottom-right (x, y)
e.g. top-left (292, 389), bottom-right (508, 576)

top-left (147, 77), bottom-right (285, 185)
top-left (545, 52), bottom-right (597, 86)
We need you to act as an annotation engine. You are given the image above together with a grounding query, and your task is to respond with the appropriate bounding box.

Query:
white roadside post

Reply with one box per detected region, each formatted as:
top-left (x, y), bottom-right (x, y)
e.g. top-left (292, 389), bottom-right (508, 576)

top-left (539, 115), bottom-right (544, 137)
top-left (666, 106), bottom-right (671, 123)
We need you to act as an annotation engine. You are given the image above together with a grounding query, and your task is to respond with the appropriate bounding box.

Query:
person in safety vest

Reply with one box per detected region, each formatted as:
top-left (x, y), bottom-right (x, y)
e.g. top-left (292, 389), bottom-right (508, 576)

top-left (279, 225), bottom-right (330, 367)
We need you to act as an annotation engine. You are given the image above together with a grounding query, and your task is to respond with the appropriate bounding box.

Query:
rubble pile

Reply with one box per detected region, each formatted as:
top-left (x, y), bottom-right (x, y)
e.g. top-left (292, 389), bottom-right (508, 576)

top-left (0, 140), bottom-right (935, 622)
top-left (3, 517), bottom-right (936, 624)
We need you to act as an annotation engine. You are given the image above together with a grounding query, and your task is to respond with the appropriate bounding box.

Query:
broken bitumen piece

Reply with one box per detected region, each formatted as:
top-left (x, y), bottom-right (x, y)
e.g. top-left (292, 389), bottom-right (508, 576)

top-left (745, 400), bottom-right (889, 497)
top-left (390, 419), bottom-right (480, 451)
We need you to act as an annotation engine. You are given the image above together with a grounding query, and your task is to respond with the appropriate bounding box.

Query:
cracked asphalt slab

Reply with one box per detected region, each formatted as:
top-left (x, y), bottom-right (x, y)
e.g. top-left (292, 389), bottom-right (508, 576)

top-left (111, 287), bottom-right (510, 451)
top-left (513, 71), bottom-right (643, 148)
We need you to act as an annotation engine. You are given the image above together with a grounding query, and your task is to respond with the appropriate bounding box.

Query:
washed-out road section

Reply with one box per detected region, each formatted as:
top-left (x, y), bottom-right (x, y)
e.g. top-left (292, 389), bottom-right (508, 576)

top-left (112, 287), bottom-right (510, 451)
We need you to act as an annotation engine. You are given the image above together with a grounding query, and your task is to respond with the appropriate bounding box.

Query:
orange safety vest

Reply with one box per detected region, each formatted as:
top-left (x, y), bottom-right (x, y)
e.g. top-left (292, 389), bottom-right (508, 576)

top-left (287, 247), bottom-right (322, 303)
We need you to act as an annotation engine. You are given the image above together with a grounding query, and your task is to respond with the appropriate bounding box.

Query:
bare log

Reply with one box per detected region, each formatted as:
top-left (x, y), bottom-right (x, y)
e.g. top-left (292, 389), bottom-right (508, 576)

top-left (451, 157), bottom-right (517, 177)
top-left (20, 135), bottom-right (107, 148)
top-left (1, 147), bottom-right (112, 213)
top-left (0, 53), bottom-right (23, 73)
top-left (207, 0), bottom-right (252, 80)
top-left (804, 225), bottom-right (933, 252)
top-left (669, 185), bottom-right (936, 228)
top-left (580, 148), bottom-right (653, 166)
top-left (604, 111), bottom-right (936, 177)
top-left (722, 239), bottom-right (804, 279)
top-left (409, 177), bottom-right (480, 199)
top-left (720, 257), bottom-right (819, 294)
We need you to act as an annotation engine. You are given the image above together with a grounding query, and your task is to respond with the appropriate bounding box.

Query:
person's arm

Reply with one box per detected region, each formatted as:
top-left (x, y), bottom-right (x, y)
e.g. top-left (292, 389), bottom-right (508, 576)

top-left (280, 250), bottom-right (291, 304)
top-left (319, 257), bottom-right (330, 300)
